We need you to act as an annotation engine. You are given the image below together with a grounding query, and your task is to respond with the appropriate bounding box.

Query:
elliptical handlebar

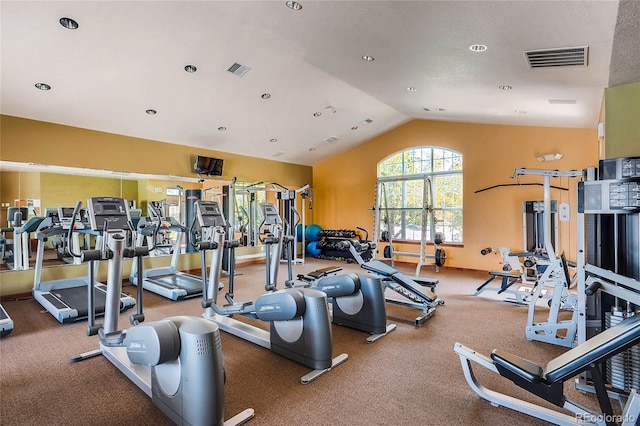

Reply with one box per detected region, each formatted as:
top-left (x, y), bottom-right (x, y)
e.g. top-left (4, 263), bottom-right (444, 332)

top-left (66, 201), bottom-right (84, 259)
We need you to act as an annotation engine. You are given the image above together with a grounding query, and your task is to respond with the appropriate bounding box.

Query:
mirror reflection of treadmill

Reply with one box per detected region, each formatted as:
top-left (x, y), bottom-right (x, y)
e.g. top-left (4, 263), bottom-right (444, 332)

top-left (0, 304), bottom-right (13, 337)
top-left (130, 207), bottom-right (203, 301)
top-left (32, 204), bottom-right (136, 324)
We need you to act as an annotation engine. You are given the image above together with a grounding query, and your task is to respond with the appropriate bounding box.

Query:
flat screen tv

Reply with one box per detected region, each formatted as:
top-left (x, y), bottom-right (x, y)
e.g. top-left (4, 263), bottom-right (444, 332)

top-left (194, 155), bottom-right (224, 176)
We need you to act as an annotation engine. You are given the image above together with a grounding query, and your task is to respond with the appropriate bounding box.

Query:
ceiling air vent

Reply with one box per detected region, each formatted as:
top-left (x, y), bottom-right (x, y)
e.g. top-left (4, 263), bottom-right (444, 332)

top-left (323, 136), bottom-right (340, 144)
top-left (227, 62), bottom-right (251, 77)
top-left (524, 46), bottom-right (588, 68)
top-left (548, 99), bottom-right (577, 105)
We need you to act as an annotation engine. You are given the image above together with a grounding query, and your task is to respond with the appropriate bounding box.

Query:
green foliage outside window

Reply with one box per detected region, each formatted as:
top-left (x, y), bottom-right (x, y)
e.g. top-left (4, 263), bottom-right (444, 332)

top-left (378, 147), bottom-right (463, 243)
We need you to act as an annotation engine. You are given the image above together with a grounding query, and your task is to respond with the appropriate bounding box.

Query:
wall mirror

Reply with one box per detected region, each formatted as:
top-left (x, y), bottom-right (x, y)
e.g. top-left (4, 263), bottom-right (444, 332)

top-left (0, 160), bottom-right (217, 272)
top-left (0, 161), bottom-right (311, 274)
top-left (232, 181), bottom-right (311, 267)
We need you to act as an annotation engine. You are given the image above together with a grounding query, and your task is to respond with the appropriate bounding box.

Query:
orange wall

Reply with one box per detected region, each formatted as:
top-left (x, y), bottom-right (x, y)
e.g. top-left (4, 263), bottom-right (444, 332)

top-left (313, 119), bottom-right (598, 272)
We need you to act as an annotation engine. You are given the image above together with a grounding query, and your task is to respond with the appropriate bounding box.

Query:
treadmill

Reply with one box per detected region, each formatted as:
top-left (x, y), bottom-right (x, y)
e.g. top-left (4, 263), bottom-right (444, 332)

top-left (7, 215), bottom-right (45, 270)
top-left (129, 207), bottom-right (203, 301)
top-left (0, 304), bottom-right (13, 337)
top-left (32, 210), bottom-right (136, 324)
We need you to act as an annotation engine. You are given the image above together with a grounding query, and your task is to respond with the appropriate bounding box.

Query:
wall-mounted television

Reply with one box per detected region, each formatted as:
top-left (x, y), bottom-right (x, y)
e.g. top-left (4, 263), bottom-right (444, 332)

top-left (194, 155), bottom-right (224, 176)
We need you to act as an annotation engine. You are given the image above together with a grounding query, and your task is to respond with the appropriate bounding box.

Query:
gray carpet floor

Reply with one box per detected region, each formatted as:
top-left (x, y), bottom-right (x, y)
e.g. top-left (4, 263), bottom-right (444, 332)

top-left (0, 258), bottom-right (605, 425)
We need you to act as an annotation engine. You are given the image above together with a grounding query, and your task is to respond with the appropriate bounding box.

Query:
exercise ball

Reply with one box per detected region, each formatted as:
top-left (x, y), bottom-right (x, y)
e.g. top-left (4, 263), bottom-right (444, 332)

top-left (305, 224), bottom-right (323, 242)
top-left (296, 224), bottom-right (305, 241)
top-left (306, 241), bottom-right (322, 257)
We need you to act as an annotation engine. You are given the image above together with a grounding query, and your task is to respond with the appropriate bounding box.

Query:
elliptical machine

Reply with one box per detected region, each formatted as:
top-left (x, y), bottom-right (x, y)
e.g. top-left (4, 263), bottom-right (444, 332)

top-left (256, 204), bottom-right (396, 343)
top-left (193, 200), bottom-right (348, 384)
top-left (71, 197), bottom-right (253, 426)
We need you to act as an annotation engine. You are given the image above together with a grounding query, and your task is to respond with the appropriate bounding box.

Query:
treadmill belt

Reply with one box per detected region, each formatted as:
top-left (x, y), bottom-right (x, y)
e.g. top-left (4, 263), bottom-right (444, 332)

top-left (49, 287), bottom-right (107, 318)
top-left (148, 275), bottom-right (202, 295)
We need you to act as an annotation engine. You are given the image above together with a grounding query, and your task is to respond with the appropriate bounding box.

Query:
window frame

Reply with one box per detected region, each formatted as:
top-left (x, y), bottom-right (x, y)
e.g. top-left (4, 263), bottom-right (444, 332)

top-left (376, 146), bottom-right (463, 244)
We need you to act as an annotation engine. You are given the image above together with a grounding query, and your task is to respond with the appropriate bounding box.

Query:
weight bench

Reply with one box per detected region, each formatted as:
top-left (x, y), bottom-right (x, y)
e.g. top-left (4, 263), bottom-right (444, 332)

top-left (297, 266), bottom-right (343, 283)
top-left (454, 313), bottom-right (640, 425)
top-left (361, 259), bottom-right (442, 326)
top-left (474, 271), bottom-right (531, 305)
top-left (477, 271), bottom-right (521, 293)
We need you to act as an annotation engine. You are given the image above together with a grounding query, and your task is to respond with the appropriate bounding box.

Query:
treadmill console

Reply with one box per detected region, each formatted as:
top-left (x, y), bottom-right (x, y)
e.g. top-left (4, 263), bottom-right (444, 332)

top-left (259, 203), bottom-right (282, 225)
top-left (57, 206), bottom-right (86, 230)
top-left (148, 201), bottom-right (167, 220)
top-left (195, 201), bottom-right (227, 228)
top-left (87, 197), bottom-right (131, 232)
top-left (44, 208), bottom-right (59, 218)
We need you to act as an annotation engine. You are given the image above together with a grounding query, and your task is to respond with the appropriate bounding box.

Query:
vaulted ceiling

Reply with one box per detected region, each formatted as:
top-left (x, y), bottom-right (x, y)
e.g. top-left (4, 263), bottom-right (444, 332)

top-left (1, 1), bottom-right (636, 167)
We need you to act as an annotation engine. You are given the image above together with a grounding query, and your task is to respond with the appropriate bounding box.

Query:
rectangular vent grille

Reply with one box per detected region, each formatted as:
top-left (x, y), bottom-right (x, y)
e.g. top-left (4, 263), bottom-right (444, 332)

top-left (196, 338), bottom-right (211, 356)
top-left (548, 99), bottom-right (577, 105)
top-left (323, 136), bottom-right (339, 144)
top-left (524, 46), bottom-right (588, 68)
top-left (227, 62), bottom-right (251, 77)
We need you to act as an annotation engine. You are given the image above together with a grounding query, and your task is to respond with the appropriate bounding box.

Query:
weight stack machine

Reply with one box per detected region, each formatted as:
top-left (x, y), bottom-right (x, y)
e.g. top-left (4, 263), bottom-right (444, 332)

top-left (577, 156), bottom-right (640, 397)
top-left (523, 200), bottom-right (558, 255)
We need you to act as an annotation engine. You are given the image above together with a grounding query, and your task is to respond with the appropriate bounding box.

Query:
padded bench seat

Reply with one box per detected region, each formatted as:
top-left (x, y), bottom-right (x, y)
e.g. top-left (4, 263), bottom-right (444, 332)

top-left (545, 313), bottom-right (640, 383)
top-left (362, 260), bottom-right (438, 303)
top-left (491, 349), bottom-right (544, 383)
top-left (492, 313), bottom-right (640, 385)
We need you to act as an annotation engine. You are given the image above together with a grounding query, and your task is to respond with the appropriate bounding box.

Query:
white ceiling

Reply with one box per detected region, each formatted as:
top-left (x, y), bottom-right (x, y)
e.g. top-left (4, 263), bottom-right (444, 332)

top-left (0, 1), bottom-right (625, 167)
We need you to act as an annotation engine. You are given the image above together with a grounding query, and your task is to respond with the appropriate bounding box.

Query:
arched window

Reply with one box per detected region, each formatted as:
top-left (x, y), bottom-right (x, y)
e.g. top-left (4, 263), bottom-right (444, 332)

top-left (377, 147), bottom-right (463, 243)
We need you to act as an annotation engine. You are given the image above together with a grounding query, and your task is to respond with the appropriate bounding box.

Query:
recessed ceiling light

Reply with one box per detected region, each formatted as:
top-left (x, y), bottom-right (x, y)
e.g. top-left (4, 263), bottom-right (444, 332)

top-left (360, 118), bottom-right (373, 125)
top-left (469, 44), bottom-right (487, 52)
top-left (351, 126), bottom-right (359, 130)
top-left (217, 126), bottom-right (226, 131)
top-left (515, 110), bottom-right (527, 114)
top-left (261, 93), bottom-right (271, 99)
top-left (420, 107), bottom-right (431, 112)
top-left (184, 65), bottom-right (197, 73)
top-left (407, 87), bottom-right (418, 92)
top-left (59, 17), bottom-right (79, 30)
top-left (309, 147), bottom-right (316, 151)
top-left (146, 109), bottom-right (157, 115)
top-left (498, 85), bottom-right (512, 90)
top-left (286, 1), bottom-right (302, 11)
top-left (436, 108), bottom-right (446, 112)
top-left (270, 138), bottom-right (278, 143)
top-left (362, 55), bottom-right (375, 62)
top-left (35, 83), bottom-right (51, 90)
top-left (313, 112), bottom-right (321, 117)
